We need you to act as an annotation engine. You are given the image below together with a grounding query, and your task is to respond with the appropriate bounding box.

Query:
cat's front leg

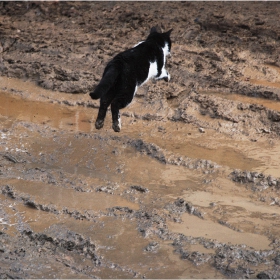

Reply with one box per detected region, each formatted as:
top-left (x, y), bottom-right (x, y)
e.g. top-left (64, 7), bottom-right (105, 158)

top-left (163, 71), bottom-right (171, 82)
top-left (156, 68), bottom-right (171, 82)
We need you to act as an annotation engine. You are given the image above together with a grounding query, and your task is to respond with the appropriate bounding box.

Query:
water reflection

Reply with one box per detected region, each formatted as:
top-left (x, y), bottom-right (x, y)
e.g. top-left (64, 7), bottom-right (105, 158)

top-left (0, 92), bottom-right (94, 133)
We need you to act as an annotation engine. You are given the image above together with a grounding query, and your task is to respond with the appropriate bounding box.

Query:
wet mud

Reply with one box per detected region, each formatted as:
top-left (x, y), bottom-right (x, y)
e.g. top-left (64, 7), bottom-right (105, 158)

top-left (1, 2), bottom-right (280, 279)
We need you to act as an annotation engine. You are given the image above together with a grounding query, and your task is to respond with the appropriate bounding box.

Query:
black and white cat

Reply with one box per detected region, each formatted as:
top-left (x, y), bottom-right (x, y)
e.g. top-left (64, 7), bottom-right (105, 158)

top-left (89, 27), bottom-right (172, 132)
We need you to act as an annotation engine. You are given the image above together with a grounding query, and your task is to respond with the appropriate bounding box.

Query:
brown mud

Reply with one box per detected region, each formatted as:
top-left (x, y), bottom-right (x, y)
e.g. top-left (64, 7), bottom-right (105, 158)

top-left (1, 2), bottom-right (280, 279)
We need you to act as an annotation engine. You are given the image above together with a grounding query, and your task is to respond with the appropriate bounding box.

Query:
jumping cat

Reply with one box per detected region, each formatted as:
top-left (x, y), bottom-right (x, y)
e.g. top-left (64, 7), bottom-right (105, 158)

top-left (89, 27), bottom-right (172, 132)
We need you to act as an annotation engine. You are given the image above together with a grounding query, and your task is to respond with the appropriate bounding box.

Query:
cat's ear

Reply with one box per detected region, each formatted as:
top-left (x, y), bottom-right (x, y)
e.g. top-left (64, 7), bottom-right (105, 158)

top-left (150, 26), bottom-right (158, 34)
top-left (166, 29), bottom-right (173, 37)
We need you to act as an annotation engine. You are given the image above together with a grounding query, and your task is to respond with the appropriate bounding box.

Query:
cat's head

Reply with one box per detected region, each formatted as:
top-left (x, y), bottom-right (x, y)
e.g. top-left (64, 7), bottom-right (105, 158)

top-left (148, 27), bottom-right (173, 55)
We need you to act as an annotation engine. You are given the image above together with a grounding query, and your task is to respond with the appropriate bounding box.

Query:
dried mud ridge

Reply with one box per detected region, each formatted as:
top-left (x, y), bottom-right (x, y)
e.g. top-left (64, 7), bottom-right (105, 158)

top-left (1, 1), bottom-right (280, 279)
top-left (1, 180), bottom-right (280, 279)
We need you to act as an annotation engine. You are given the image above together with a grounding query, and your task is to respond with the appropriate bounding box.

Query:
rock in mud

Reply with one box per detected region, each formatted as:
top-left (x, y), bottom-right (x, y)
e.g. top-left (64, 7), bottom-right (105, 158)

top-left (166, 198), bottom-right (204, 219)
top-left (130, 185), bottom-right (149, 193)
top-left (144, 241), bottom-right (159, 252)
top-left (231, 170), bottom-right (280, 189)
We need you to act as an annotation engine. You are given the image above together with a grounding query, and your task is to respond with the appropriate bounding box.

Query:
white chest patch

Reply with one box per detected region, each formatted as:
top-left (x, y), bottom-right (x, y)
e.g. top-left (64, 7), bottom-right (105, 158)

top-left (139, 61), bottom-right (157, 86)
top-left (147, 61), bottom-right (158, 80)
top-left (162, 43), bottom-right (170, 57)
top-left (162, 43), bottom-right (170, 65)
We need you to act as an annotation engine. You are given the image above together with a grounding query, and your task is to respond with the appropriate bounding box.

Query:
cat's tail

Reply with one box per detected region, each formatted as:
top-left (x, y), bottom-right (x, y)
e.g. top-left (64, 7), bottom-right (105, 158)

top-left (89, 66), bottom-right (119, 100)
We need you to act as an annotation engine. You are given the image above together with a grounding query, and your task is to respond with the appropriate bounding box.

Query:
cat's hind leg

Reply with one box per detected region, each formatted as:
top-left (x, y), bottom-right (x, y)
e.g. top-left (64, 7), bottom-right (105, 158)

top-left (95, 105), bottom-right (107, 129)
top-left (111, 100), bottom-right (122, 132)
top-left (110, 81), bottom-right (135, 132)
top-left (95, 97), bottom-right (113, 129)
top-left (111, 95), bottom-right (133, 132)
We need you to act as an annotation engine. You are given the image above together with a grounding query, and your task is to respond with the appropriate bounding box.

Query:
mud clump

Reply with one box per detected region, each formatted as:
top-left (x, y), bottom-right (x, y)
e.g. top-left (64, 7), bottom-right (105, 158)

top-left (231, 170), bottom-right (280, 190)
top-left (0, 226), bottom-right (101, 279)
top-left (27, 226), bottom-right (98, 260)
top-left (130, 185), bottom-right (149, 193)
top-left (166, 198), bottom-right (204, 219)
top-left (144, 241), bottom-right (159, 252)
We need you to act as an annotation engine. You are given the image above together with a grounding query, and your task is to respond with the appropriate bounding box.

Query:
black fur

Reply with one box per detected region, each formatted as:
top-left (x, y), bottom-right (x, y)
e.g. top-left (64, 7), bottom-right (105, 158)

top-left (89, 27), bottom-right (172, 132)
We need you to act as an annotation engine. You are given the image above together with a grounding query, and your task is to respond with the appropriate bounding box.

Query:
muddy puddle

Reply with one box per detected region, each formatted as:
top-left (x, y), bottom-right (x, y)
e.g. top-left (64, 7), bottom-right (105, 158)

top-left (1, 80), bottom-right (280, 278)
top-left (0, 91), bottom-right (95, 133)
top-left (169, 213), bottom-right (271, 250)
top-left (1, 86), bottom-right (264, 173)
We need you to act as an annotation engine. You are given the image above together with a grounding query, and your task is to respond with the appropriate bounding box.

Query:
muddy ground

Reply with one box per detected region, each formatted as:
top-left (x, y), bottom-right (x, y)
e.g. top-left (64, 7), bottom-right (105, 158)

top-left (1, 1), bottom-right (280, 279)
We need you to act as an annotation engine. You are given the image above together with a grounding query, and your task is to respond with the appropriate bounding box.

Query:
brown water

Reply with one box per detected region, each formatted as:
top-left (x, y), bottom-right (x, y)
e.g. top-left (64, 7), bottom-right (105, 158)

top-left (169, 213), bottom-right (271, 250)
top-left (0, 91), bottom-right (265, 172)
top-left (0, 92), bottom-right (95, 132)
top-left (1, 79), bottom-right (280, 278)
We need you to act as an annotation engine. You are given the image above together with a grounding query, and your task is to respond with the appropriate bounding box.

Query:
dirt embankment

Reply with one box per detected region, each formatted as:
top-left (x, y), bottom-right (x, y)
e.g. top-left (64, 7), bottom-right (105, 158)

top-left (1, 2), bottom-right (280, 279)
